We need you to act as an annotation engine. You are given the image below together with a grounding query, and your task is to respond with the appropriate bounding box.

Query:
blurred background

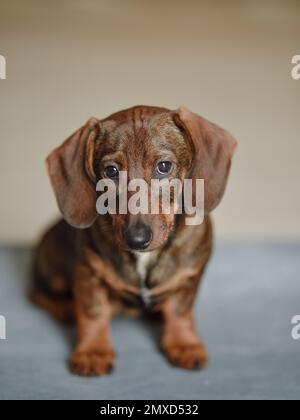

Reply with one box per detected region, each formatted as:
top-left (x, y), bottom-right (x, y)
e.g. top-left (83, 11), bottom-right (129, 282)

top-left (0, 0), bottom-right (300, 245)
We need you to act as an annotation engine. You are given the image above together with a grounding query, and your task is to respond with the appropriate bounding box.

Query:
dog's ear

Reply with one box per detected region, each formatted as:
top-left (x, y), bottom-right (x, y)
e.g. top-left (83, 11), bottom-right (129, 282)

top-left (173, 107), bottom-right (237, 213)
top-left (46, 118), bottom-right (99, 228)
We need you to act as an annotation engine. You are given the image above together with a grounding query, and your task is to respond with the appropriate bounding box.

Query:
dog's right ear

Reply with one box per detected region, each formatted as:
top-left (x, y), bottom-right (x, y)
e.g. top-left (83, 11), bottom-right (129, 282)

top-left (46, 118), bottom-right (100, 228)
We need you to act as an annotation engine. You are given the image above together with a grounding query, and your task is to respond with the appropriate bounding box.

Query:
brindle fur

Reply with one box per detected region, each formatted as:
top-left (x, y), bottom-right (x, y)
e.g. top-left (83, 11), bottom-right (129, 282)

top-left (32, 105), bottom-right (236, 375)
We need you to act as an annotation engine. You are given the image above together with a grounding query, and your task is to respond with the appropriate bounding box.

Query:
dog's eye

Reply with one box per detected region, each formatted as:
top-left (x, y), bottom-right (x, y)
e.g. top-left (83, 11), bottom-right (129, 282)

top-left (104, 165), bottom-right (119, 179)
top-left (156, 161), bottom-right (173, 176)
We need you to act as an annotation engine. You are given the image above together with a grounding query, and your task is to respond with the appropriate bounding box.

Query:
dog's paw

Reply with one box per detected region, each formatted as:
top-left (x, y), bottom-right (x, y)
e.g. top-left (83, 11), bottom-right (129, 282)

top-left (70, 349), bottom-right (115, 376)
top-left (163, 342), bottom-right (208, 370)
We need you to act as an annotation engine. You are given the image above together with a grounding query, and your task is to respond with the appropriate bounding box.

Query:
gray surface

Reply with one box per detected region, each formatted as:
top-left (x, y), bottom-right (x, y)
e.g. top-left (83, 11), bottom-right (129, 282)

top-left (0, 244), bottom-right (300, 400)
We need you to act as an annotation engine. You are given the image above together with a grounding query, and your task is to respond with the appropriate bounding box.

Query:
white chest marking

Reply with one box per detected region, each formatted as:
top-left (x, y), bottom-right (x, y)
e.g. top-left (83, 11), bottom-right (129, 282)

top-left (134, 251), bottom-right (158, 307)
top-left (134, 251), bottom-right (158, 282)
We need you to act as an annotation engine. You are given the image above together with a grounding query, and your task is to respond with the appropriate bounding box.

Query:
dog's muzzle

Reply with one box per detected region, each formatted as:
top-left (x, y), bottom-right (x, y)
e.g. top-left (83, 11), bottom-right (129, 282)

top-left (124, 222), bottom-right (153, 251)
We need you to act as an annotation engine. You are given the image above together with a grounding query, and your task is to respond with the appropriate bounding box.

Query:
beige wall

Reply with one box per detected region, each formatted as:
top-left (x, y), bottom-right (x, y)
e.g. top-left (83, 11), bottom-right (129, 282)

top-left (0, 0), bottom-right (300, 245)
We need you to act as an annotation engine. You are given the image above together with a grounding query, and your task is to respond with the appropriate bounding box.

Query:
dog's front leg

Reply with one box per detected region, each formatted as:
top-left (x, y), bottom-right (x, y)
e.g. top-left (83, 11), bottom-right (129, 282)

top-left (160, 285), bottom-right (208, 370)
top-left (70, 264), bottom-right (115, 376)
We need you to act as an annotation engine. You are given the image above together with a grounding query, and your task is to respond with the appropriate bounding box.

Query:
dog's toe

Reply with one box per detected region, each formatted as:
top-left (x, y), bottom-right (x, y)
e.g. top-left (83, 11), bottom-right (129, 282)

top-left (70, 350), bottom-right (115, 376)
top-left (164, 342), bottom-right (208, 370)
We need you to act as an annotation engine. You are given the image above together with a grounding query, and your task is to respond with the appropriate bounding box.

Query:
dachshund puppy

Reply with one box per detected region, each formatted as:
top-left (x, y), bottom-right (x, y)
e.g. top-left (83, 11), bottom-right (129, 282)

top-left (32, 106), bottom-right (237, 376)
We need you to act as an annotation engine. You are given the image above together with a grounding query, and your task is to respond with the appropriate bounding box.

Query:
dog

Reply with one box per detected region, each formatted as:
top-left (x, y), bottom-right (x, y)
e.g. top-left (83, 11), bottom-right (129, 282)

top-left (32, 105), bottom-right (237, 376)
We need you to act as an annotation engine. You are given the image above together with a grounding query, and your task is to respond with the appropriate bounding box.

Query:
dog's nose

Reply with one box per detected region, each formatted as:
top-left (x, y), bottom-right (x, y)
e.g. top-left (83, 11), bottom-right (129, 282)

top-left (124, 223), bottom-right (153, 251)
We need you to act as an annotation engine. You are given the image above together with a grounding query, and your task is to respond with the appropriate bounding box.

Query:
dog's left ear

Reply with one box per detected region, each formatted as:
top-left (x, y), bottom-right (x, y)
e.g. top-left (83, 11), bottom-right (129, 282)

top-left (173, 107), bottom-right (237, 213)
top-left (46, 118), bottom-right (99, 228)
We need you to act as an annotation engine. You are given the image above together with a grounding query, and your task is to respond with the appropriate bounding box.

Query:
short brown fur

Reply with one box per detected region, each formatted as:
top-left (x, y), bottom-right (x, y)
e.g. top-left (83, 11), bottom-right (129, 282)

top-left (32, 105), bottom-right (237, 375)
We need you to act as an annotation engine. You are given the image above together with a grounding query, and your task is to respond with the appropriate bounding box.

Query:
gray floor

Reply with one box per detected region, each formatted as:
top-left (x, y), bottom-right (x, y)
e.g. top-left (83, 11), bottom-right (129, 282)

top-left (0, 243), bottom-right (300, 400)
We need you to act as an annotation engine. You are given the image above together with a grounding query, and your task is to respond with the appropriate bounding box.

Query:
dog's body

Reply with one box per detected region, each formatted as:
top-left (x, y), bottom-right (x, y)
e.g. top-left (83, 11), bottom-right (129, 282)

top-left (32, 106), bottom-right (236, 375)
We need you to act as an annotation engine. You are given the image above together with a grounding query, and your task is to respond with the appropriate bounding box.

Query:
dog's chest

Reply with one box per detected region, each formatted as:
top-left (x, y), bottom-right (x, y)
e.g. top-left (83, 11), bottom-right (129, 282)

top-left (133, 251), bottom-right (158, 306)
top-left (134, 251), bottom-right (158, 281)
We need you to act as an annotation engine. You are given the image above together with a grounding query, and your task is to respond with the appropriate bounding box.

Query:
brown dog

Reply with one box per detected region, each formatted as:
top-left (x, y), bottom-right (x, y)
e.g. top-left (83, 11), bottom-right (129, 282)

top-left (32, 106), bottom-right (237, 376)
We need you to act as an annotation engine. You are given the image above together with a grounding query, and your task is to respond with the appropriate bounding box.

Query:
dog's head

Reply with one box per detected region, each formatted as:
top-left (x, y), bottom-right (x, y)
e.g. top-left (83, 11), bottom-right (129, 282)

top-left (46, 106), bottom-right (237, 252)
